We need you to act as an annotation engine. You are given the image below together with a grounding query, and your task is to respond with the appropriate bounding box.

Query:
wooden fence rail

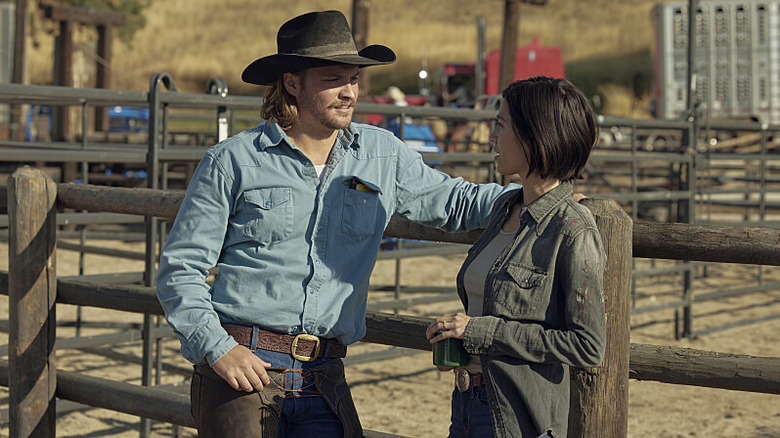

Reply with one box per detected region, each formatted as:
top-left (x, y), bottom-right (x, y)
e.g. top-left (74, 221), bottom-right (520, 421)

top-left (0, 272), bottom-right (777, 396)
top-left (5, 182), bottom-right (780, 266)
top-left (0, 359), bottom-right (194, 428)
top-left (3, 169), bottom-right (780, 438)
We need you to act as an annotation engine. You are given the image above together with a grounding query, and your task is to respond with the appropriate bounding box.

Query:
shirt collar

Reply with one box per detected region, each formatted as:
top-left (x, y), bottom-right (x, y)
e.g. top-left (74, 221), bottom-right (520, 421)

top-left (259, 120), bottom-right (361, 151)
top-left (340, 123), bottom-right (360, 150)
top-left (257, 119), bottom-right (286, 150)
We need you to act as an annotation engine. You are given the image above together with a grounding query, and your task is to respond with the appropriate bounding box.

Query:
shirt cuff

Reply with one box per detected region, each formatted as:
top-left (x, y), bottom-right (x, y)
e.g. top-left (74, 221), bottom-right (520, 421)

top-left (185, 318), bottom-right (238, 366)
top-left (462, 315), bottom-right (500, 354)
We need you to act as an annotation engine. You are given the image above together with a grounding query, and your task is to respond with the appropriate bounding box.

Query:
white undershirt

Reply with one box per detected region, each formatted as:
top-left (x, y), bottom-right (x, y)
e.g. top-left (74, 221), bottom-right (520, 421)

top-left (314, 164), bottom-right (326, 180)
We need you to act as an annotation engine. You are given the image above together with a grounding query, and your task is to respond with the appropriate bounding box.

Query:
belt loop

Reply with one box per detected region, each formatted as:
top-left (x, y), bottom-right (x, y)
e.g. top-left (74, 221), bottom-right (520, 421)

top-left (250, 326), bottom-right (259, 351)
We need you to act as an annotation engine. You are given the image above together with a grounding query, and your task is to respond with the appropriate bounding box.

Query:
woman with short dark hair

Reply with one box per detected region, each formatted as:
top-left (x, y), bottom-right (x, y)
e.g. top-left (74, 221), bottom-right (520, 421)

top-left (426, 76), bottom-right (606, 438)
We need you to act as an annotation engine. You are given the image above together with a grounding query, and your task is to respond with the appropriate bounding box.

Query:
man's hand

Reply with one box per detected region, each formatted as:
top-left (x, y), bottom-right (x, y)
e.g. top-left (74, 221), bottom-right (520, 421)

top-left (211, 345), bottom-right (272, 392)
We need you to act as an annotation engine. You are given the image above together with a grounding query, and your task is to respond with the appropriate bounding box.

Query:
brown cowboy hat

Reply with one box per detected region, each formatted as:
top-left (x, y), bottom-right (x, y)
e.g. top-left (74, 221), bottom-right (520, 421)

top-left (241, 10), bottom-right (396, 85)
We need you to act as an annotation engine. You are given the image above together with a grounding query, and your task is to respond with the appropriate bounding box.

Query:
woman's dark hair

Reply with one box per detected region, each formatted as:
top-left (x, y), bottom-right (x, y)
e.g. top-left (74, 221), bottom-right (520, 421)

top-left (501, 76), bottom-right (598, 181)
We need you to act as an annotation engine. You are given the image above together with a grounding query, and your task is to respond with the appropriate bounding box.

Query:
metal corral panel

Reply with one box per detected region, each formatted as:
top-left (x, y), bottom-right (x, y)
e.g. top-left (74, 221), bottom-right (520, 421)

top-left (654, 0), bottom-right (780, 123)
top-left (0, 2), bottom-right (14, 124)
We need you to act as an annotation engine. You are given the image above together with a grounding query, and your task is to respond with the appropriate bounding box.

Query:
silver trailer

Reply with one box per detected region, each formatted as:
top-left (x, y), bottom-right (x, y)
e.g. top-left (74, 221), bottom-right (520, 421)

top-left (654, 0), bottom-right (780, 124)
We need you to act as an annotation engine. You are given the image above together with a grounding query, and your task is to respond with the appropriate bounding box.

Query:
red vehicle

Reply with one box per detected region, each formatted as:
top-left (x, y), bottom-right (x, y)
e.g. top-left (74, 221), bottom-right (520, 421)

top-left (438, 36), bottom-right (565, 107)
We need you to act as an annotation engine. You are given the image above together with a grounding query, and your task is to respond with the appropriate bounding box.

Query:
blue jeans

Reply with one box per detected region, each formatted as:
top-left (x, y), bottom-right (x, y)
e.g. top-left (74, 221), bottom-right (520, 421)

top-left (448, 387), bottom-right (553, 438)
top-left (278, 386), bottom-right (343, 437)
top-left (448, 387), bottom-right (494, 438)
top-left (254, 349), bottom-right (343, 437)
top-left (191, 347), bottom-right (347, 437)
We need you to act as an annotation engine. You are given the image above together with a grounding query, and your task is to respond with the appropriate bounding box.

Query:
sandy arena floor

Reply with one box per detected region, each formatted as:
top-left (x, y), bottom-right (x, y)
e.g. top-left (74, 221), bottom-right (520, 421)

top-left (0, 240), bottom-right (779, 437)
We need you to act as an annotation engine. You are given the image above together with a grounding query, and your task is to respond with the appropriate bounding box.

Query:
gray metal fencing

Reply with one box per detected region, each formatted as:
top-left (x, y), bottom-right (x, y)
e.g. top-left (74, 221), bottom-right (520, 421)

top-left (1, 76), bottom-right (779, 434)
top-left (2, 78), bottom-right (779, 328)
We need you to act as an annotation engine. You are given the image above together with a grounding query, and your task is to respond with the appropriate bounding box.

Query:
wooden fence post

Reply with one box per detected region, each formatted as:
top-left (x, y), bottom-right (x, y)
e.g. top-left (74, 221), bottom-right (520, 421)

top-left (8, 166), bottom-right (57, 438)
top-left (569, 198), bottom-right (632, 437)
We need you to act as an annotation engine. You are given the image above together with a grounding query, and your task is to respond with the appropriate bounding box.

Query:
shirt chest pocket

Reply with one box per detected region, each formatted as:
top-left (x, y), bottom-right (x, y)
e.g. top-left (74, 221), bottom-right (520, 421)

top-left (239, 188), bottom-right (293, 244)
top-left (493, 262), bottom-right (548, 315)
top-left (341, 179), bottom-right (381, 242)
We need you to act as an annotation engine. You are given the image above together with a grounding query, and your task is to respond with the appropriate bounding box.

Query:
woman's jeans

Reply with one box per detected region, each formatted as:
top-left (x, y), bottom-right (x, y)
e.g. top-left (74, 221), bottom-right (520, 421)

top-left (448, 386), bottom-right (494, 438)
top-left (448, 387), bottom-right (553, 438)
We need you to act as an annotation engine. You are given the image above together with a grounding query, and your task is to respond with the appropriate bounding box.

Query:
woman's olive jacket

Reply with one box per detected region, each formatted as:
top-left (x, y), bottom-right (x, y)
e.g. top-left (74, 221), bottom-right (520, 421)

top-left (459, 181), bottom-right (607, 438)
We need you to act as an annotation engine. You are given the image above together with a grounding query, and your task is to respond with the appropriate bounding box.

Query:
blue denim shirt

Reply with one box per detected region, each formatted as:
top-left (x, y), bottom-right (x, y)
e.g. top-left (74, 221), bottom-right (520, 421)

top-left (157, 120), bottom-right (512, 366)
top-left (459, 181), bottom-right (607, 438)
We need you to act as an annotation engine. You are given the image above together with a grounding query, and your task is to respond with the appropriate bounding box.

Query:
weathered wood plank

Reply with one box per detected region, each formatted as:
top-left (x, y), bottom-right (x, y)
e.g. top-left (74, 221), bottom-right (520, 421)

top-left (4, 182), bottom-right (780, 266)
top-left (44, 4), bottom-right (127, 26)
top-left (58, 369), bottom-right (193, 427)
top-left (363, 312), bottom-right (433, 351)
top-left (0, 359), bottom-right (410, 437)
top-left (569, 199), bottom-right (632, 438)
top-left (383, 214), bottom-right (483, 244)
top-left (632, 220), bottom-right (780, 266)
top-left (630, 343), bottom-right (780, 394)
top-left (7, 167), bottom-right (57, 438)
top-left (55, 183), bottom-right (184, 220)
top-left (0, 358), bottom-right (192, 427)
top-left (0, 273), bottom-right (778, 394)
top-left (56, 279), bottom-right (164, 315)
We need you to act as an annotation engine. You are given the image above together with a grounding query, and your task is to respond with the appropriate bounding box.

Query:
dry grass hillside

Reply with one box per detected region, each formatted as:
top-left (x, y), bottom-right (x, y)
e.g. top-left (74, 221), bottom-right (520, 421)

top-left (23, 0), bottom-right (670, 116)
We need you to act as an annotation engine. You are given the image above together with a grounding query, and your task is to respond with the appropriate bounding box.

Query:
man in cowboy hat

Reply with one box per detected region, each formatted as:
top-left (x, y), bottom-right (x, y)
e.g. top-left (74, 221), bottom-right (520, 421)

top-left (157, 10), bottom-right (514, 437)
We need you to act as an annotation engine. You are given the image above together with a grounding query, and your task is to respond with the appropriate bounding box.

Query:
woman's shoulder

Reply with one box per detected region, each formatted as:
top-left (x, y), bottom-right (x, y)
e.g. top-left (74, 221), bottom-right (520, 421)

top-left (549, 196), bottom-right (600, 235)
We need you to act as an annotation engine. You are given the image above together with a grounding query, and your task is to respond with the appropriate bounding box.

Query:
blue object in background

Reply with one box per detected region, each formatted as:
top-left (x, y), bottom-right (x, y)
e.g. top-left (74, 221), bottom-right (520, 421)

top-left (25, 104), bottom-right (52, 141)
top-left (109, 106), bottom-right (149, 132)
top-left (385, 118), bottom-right (442, 154)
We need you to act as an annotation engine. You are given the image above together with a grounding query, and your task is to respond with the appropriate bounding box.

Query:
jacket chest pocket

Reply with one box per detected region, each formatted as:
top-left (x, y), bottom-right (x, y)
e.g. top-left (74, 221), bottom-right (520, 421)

top-left (341, 180), bottom-right (380, 242)
top-left (240, 188), bottom-right (293, 244)
top-left (493, 262), bottom-right (548, 315)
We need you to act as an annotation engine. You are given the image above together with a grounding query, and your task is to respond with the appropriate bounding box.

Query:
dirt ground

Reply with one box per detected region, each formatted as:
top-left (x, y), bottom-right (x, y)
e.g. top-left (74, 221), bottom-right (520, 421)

top-left (0, 240), bottom-right (779, 438)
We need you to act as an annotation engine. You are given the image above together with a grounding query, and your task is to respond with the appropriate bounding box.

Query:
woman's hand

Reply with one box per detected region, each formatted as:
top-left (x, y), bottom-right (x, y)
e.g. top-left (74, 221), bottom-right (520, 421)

top-left (425, 313), bottom-right (472, 344)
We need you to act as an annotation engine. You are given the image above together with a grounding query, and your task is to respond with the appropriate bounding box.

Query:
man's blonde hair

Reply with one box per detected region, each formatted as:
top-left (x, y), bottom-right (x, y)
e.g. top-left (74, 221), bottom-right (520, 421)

top-left (260, 75), bottom-right (298, 129)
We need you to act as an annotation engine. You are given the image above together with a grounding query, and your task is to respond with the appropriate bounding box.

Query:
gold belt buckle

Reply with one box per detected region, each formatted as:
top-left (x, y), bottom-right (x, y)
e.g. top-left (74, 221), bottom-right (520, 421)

top-left (291, 334), bottom-right (321, 362)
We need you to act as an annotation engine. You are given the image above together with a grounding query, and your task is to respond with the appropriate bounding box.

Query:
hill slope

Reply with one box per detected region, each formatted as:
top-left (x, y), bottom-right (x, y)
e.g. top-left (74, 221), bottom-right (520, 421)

top-left (26, 0), bottom-right (669, 114)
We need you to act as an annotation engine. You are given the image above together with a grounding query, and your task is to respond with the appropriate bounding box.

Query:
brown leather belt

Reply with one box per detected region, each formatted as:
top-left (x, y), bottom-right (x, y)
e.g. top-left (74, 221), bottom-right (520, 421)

top-left (222, 323), bottom-right (347, 362)
top-left (470, 373), bottom-right (485, 388)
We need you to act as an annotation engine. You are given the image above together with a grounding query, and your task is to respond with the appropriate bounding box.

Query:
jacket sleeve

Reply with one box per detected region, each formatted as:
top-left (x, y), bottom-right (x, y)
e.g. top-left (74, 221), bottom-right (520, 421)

top-left (156, 152), bottom-right (238, 366)
top-left (462, 227), bottom-right (607, 368)
top-left (393, 140), bottom-right (517, 231)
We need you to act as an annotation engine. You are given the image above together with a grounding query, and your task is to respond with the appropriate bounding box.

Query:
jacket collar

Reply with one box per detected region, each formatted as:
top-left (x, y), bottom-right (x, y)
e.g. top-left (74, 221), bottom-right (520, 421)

top-left (524, 180), bottom-right (574, 224)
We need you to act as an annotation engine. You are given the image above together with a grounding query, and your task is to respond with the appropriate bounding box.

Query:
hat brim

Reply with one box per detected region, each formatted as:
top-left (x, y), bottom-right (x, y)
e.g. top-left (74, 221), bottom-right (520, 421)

top-left (242, 44), bottom-right (396, 85)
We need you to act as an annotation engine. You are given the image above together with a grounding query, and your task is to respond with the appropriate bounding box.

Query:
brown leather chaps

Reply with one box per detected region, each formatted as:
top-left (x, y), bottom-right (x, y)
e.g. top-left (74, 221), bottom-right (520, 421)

top-left (190, 359), bottom-right (363, 438)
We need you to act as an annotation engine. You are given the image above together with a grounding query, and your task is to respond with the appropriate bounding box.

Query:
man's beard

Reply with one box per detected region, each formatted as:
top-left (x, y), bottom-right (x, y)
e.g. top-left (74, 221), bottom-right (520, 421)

top-left (299, 89), bottom-right (354, 131)
top-left (318, 100), bottom-right (354, 130)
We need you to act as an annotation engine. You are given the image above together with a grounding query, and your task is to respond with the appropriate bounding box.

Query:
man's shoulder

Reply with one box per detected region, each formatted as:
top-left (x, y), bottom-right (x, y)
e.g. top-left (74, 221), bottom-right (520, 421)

top-left (347, 122), bottom-right (405, 157)
top-left (349, 121), bottom-right (401, 144)
top-left (206, 123), bottom-right (267, 160)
